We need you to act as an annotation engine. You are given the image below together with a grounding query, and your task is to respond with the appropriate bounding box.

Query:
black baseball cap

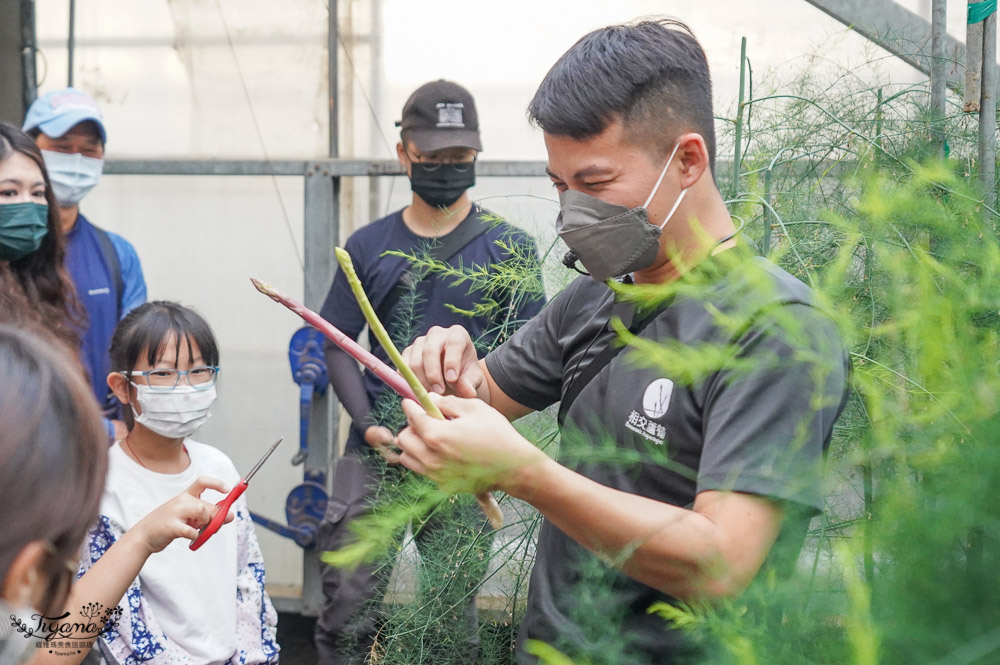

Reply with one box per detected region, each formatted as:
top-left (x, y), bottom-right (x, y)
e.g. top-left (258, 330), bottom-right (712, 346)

top-left (396, 80), bottom-right (483, 152)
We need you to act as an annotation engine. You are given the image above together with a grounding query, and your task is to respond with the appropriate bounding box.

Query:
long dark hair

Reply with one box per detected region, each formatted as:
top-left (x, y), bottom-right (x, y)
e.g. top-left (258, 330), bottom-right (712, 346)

top-left (0, 122), bottom-right (83, 351)
top-left (110, 301), bottom-right (221, 430)
top-left (0, 325), bottom-right (107, 614)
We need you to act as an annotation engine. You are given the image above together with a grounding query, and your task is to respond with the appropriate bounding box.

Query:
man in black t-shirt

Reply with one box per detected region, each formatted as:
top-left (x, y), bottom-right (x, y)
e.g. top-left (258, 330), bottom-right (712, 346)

top-left (314, 80), bottom-right (544, 665)
top-left (395, 21), bottom-right (850, 664)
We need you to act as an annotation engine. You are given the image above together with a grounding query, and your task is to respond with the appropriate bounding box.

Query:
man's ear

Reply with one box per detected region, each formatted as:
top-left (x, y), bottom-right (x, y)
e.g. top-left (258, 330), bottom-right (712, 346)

top-left (108, 372), bottom-right (131, 405)
top-left (0, 542), bottom-right (48, 610)
top-left (396, 141), bottom-right (411, 175)
top-left (676, 132), bottom-right (710, 190)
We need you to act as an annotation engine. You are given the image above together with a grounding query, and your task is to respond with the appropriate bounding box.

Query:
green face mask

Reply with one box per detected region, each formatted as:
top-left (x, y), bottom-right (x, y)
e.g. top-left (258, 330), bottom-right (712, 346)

top-left (0, 202), bottom-right (49, 262)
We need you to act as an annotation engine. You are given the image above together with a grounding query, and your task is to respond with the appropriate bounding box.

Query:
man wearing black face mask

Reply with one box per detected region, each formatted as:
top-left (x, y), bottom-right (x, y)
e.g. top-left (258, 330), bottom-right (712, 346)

top-left (396, 21), bottom-right (851, 665)
top-left (314, 80), bottom-right (545, 665)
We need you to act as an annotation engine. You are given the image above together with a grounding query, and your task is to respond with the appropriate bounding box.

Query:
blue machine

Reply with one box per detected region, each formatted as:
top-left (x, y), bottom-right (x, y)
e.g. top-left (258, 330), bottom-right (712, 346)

top-left (250, 326), bottom-right (330, 548)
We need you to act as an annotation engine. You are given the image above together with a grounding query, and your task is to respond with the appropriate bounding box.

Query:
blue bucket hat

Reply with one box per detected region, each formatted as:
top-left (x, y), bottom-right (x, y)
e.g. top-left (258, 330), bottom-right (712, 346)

top-left (23, 87), bottom-right (107, 144)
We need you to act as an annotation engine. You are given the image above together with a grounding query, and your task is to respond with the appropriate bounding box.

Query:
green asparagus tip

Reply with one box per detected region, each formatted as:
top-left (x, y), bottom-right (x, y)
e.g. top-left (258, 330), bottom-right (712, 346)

top-left (334, 247), bottom-right (357, 275)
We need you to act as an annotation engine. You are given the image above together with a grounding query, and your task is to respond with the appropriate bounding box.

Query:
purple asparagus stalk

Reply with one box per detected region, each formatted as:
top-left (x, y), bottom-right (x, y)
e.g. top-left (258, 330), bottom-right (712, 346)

top-left (251, 278), bottom-right (418, 402)
top-left (251, 276), bottom-right (504, 529)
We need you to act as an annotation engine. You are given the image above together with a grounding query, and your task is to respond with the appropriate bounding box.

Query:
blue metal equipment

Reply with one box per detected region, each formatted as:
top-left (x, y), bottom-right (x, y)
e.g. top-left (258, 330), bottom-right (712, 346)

top-left (250, 326), bottom-right (330, 548)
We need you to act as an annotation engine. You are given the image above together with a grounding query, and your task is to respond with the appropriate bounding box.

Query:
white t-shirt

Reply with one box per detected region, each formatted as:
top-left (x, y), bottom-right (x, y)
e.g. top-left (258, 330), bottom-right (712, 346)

top-left (101, 440), bottom-right (242, 665)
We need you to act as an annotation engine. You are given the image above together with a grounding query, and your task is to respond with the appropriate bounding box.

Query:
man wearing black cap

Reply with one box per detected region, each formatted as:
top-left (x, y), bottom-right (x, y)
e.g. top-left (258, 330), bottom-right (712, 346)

top-left (314, 80), bottom-right (544, 665)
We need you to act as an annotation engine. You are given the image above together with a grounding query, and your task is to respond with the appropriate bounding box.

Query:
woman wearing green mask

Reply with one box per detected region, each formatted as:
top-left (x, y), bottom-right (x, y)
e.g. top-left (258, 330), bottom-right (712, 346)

top-left (0, 122), bottom-right (81, 352)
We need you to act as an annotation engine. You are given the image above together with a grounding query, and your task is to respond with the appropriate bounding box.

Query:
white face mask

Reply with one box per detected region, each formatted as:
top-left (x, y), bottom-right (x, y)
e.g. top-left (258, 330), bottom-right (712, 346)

top-left (130, 383), bottom-right (217, 440)
top-left (40, 150), bottom-right (103, 207)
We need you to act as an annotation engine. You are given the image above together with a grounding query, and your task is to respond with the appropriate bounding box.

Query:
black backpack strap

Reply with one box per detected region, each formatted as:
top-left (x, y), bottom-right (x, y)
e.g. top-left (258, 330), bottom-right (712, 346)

top-left (557, 299), bottom-right (665, 427)
top-left (556, 294), bottom-right (819, 426)
top-left (93, 225), bottom-right (124, 320)
top-left (374, 210), bottom-right (493, 326)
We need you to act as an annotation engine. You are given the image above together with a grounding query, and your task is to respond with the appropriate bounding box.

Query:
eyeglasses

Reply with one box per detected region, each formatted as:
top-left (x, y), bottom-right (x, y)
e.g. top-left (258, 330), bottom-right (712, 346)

top-left (405, 148), bottom-right (477, 172)
top-left (125, 366), bottom-right (220, 391)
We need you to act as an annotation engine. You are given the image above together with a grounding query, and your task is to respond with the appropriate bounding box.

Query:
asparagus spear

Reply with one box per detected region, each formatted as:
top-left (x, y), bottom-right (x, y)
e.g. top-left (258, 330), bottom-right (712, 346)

top-left (250, 274), bottom-right (503, 529)
top-left (250, 278), bottom-right (418, 402)
top-left (333, 247), bottom-right (504, 530)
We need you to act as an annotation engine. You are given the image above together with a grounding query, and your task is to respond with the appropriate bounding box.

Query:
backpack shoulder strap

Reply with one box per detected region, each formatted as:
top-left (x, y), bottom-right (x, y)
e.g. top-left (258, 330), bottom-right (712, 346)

top-left (557, 299), bottom-right (662, 427)
top-left (374, 210), bottom-right (493, 326)
top-left (432, 209), bottom-right (493, 264)
top-left (92, 225), bottom-right (124, 320)
top-left (556, 294), bottom-right (819, 427)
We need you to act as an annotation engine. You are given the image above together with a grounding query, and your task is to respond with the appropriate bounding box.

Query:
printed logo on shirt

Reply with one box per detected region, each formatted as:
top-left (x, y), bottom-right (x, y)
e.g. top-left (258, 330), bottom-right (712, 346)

top-left (87, 287), bottom-right (111, 296)
top-left (625, 409), bottom-right (667, 444)
top-left (642, 378), bottom-right (674, 418)
top-left (624, 379), bottom-right (674, 445)
top-left (436, 102), bottom-right (465, 128)
top-left (10, 601), bottom-right (122, 655)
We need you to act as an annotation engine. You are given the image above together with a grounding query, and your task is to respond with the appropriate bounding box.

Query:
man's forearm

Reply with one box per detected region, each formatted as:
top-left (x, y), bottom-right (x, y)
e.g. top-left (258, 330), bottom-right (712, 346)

top-left (325, 343), bottom-right (374, 429)
top-left (509, 457), bottom-right (783, 602)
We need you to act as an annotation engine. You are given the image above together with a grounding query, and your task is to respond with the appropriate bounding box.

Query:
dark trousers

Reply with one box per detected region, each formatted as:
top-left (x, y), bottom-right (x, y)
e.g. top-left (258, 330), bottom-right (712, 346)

top-left (314, 447), bottom-right (492, 665)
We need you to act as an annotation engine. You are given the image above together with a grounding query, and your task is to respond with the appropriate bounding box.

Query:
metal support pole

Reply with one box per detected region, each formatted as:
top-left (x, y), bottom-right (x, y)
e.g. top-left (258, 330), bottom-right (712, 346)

top-left (930, 0), bottom-right (947, 156)
top-left (967, 0), bottom-right (985, 112)
top-left (368, 0), bottom-right (384, 222)
top-left (20, 0), bottom-right (37, 109)
top-left (328, 0), bottom-right (338, 159)
top-left (102, 158), bottom-right (546, 177)
top-left (67, 0), bottom-right (75, 87)
top-left (304, 170), bottom-right (339, 311)
top-left (296, 0), bottom-right (343, 618)
top-left (980, 7), bottom-right (997, 211)
top-left (301, 165), bottom-right (340, 617)
top-left (732, 37), bottom-right (747, 199)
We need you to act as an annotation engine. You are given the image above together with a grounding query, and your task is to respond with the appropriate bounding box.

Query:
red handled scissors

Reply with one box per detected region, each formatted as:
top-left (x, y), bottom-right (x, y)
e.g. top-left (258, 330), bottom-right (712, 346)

top-left (189, 437), bottom-right (283, 551)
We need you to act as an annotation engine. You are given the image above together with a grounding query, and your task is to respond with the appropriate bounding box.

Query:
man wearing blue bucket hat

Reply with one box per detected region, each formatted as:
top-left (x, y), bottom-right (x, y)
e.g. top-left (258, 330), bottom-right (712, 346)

top-left (24, 88), bottom-right (147, 434)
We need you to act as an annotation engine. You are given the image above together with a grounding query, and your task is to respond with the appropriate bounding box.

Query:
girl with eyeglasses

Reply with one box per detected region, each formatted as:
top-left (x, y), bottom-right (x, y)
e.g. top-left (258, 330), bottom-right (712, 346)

top-left (77, 301), bottom-right (279, 665)
top-left (1, 131), bottom-right (240, 665)
top-left (0, 325), bottom-right (236, 665)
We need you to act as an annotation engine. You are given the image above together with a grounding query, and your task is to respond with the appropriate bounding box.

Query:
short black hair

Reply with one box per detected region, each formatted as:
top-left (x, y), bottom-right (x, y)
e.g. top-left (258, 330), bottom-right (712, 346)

top-left (527, 18), bottom-right (717, 172)
top-left (109, 301), bottom-right (220, 428)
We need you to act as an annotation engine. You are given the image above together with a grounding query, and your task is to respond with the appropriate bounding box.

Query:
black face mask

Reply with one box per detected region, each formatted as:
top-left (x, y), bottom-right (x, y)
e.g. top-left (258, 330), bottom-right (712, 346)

top-left (409, 161), bottom-right (476, 208)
